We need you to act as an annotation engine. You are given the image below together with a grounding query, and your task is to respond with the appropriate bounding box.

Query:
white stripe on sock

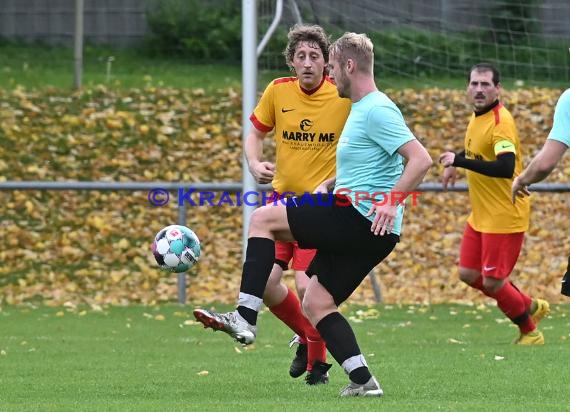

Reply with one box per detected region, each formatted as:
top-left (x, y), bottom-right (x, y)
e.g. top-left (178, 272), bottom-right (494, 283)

top-left (341, 354), bottom-right (369, 374)
top-left (238, 292), bottom-right (263, 312)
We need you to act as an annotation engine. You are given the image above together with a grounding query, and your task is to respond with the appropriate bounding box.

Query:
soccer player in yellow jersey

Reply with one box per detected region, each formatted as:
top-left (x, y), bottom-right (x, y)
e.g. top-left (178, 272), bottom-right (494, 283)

top-left (241, 24), bottom-right (351, 384)
top-left (439, 63), bottom-right (550, 345)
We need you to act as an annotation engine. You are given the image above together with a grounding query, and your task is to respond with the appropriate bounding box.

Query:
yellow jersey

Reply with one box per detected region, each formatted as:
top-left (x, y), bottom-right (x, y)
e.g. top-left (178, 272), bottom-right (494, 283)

top-left (465, 102), bottom-right (530, 233)
top-left (250, 76), bottom-right (351, 194)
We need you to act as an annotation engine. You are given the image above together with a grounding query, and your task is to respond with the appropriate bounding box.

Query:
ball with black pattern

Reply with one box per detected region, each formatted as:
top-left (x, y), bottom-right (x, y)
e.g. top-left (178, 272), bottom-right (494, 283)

top-left (151, 225), bottom-right (201, 273)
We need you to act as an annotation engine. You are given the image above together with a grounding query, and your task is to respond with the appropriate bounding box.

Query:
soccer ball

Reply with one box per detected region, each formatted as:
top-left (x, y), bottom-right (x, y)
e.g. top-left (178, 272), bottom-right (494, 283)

top-left (151, 225), bottom-right (201, 273)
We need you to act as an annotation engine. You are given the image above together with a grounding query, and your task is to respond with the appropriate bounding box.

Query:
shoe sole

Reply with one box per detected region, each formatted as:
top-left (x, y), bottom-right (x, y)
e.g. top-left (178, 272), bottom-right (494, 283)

top-left (362, 389), bottom-right (384, 397)
top-left (193, 309), bottom-right (226, 331)
top-left (340, 389), bottom-right (384, 397)
top-left (193, 310), bottom-right (254, 345)
top-left (516, 335), bottom-right (545, 345)
top-left (516, 340), bottom-right (545, 345)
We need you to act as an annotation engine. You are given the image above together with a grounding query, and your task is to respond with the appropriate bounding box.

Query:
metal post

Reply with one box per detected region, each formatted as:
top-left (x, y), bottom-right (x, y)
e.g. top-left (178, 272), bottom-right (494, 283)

top-left (176, 203), bottom-right (187, 304)
top-left (287, 0), bottom-right (303, 24)
top-left (73, 0), bottom-right (84, 90)
top-left (368, 272), bottom-right (382, 303)
top-left (242, 0), bottom-right (258, 260)
top-left (257, 0), bottom-right (283, 56)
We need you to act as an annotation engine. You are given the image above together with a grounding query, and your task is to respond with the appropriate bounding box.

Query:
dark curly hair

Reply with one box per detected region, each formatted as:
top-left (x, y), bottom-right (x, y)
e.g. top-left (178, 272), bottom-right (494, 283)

top-left (283, 24), bottom-right (331, 72)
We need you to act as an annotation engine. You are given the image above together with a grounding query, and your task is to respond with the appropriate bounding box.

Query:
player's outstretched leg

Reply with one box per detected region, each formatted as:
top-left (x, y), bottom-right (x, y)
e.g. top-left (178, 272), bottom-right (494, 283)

top-left (193, 308), bottom-right (257, 345)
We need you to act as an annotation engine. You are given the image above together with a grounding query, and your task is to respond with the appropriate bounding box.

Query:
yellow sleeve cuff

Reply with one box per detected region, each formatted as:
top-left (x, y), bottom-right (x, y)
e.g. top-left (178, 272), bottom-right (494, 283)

top-left (494, 140), bottom-right (516, 155)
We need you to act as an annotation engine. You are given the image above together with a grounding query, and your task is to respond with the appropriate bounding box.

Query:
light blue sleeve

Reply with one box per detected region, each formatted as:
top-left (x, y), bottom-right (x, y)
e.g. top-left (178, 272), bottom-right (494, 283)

top-left (547, 88), bottom-right (570, 147)
top-left (368, 105), bottom-right (415, 155)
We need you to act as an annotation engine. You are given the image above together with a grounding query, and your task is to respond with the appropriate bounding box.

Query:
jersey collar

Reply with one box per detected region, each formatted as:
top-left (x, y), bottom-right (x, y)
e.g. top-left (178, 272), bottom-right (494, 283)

top-left (474, 99), bottom-right (501, 117)
top-left (299, 75), bottom-right (326, 96)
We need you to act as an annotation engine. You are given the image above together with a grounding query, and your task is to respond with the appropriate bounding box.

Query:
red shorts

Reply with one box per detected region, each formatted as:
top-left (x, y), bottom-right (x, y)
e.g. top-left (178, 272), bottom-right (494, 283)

top-left (275, 241), bottom-right (316, 271)
top-left (459, 223), bottom-right (524, 279)
top-left (267, 191), bottom-right (316, 271)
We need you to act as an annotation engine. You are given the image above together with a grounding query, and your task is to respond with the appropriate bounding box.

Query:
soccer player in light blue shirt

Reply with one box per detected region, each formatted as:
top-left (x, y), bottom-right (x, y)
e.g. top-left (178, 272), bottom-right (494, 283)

top-left (512, 88), bottom-right (569, 198)
top-left (512, 87), bottom-right (570, 296)
top-left (548, 88), bottom-right (570, 146)
top-left (193, 32), bottom-right (433, 397)
top-left (334, 91), bottom-right (415, 235)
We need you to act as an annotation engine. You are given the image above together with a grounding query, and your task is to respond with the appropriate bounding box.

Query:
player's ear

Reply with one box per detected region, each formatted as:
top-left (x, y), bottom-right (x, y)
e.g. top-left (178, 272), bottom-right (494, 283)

top-left (346, 58), bottom-right (355, 73)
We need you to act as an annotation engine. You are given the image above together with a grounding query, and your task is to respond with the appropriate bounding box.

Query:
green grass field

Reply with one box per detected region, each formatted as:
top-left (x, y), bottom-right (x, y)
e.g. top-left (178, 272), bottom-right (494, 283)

top-left (2, 43), bottom-right (554, 91)
top-left (0, 43), bottom-right (249, 91)
top-left (1, 303), bottom-right (568, 411)
top-left (1, 43), bottom-right (568, 411)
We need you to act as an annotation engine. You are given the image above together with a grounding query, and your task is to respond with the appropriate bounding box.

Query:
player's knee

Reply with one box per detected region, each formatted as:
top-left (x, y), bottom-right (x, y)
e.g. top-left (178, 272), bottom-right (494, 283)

top-left (249, 206), bottom-right (286, 235)
top-left (482, 277), bottom-right (504, 294)
top-left (249, 207), bottom-right (269, 231)
top-left (458, 268), bottom-right (479, 285)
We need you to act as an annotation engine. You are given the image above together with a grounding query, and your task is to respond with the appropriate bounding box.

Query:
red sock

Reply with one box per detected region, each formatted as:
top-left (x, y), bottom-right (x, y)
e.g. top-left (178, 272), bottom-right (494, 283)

top-left (307, 336), bottom-right (327, 371)
top-left (471, 276), bottom-right (534, 333)
top-left (509, 281), bottom-right (532, 312)
top-left (489, 282), bottom-right (535, 334)
top-left (269, 288), bottom-right (326, 371)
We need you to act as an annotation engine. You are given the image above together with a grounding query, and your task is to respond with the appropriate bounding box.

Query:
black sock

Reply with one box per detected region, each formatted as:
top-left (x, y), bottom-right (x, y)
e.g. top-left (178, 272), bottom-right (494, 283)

top-left (316, 312), bottom-right (371, 384)
top-left (236, 237), bottom-right (275, 324)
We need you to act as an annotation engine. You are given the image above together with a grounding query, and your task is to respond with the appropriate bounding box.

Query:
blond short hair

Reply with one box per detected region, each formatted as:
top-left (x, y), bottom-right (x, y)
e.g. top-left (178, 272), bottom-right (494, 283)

top-left (329, 32), bottom-right (374, 74)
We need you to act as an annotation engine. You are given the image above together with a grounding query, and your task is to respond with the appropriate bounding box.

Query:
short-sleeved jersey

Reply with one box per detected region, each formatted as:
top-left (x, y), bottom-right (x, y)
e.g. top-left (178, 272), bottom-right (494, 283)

top-left (334, 91), bottom-right (416, 235)
top-left (548, 88), bottom-right (570, 148)
top-left (464, 102), bottom-right (530, 233)
top-left (250, 76), bottom-right (351, 194)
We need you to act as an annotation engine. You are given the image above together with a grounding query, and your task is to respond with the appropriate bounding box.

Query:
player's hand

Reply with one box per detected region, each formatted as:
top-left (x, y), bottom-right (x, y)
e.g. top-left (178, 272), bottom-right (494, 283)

top-left (366, 203), bottom-right (397, 236)
top-left (441, 166), bottom-right (457, 191)
top-left (249, 161), bottom-right (275, 184)
top-left (511, 175), bottom-right (531, 203)
top-left (438, 151), bottom-right (456, 168)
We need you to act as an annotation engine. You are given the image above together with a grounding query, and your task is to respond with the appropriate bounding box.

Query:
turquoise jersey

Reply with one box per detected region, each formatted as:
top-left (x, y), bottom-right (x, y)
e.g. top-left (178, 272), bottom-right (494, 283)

top-left (548, 88), bottom-right (570, 147)
top-left (334, 91), bottom-right (416, 235)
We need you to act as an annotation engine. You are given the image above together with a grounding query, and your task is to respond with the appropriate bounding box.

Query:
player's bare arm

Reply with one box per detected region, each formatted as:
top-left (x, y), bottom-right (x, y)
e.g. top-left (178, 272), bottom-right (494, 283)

top-left (244, 127), bottom-right (275, 184)
top-left (368, 139), bottom-right (432, 236)
top-left (512, 139), bottom-right (568, 202)
top-left (438, 151), bottom-right (458, 190)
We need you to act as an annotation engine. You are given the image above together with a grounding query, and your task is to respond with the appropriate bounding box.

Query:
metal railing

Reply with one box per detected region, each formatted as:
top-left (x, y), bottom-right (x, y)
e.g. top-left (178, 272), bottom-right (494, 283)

top-left (1, 180), bottom-right (568, 304)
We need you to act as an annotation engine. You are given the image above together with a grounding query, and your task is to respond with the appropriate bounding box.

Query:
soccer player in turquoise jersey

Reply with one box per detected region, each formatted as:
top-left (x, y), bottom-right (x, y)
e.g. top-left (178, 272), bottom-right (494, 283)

top-left (513, 88), bottom-right (570, 296)
top-left (194, 32), bottom-right (432, 397)
top-left (334, 90), bottom-right (416, 236)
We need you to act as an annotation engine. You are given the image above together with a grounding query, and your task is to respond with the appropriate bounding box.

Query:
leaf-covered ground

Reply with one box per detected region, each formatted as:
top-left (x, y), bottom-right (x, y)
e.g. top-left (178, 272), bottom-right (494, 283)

top-left (0, 86), bottom-right (568, 306)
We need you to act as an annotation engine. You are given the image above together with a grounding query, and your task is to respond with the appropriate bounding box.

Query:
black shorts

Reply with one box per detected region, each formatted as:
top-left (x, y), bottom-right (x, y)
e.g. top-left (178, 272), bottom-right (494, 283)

top-left (286, 193), bottom-right (399, 305)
